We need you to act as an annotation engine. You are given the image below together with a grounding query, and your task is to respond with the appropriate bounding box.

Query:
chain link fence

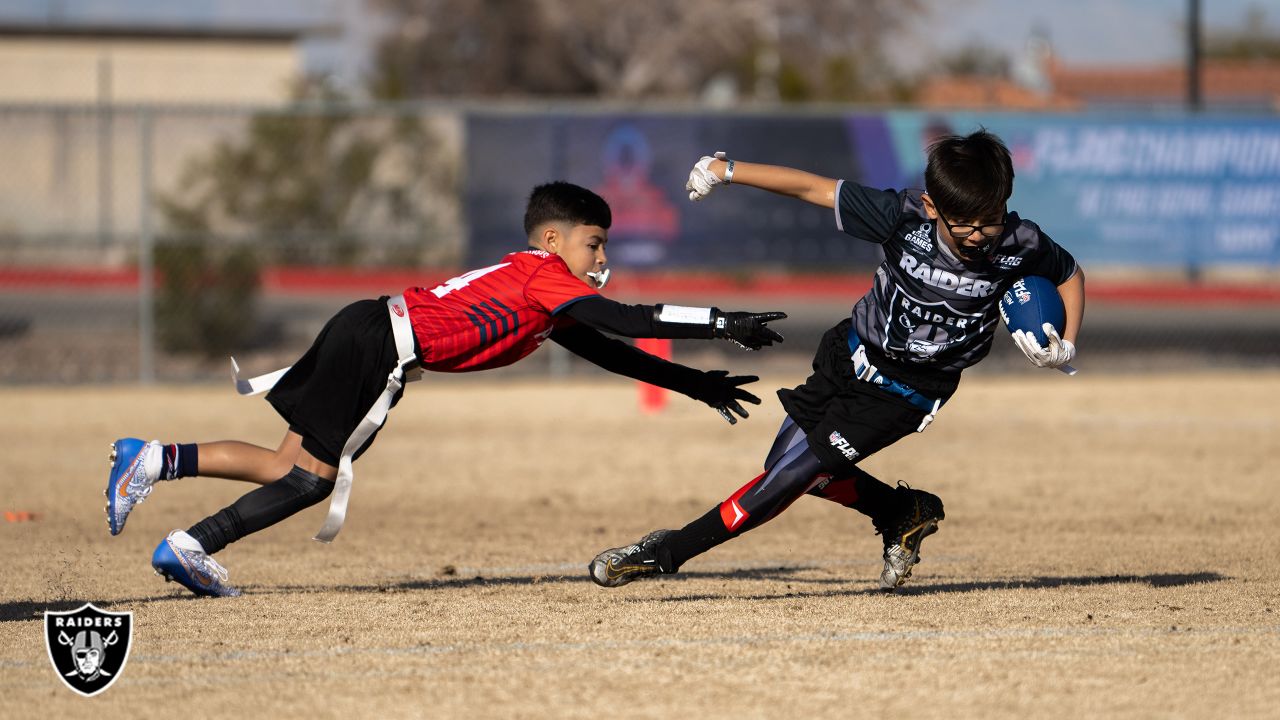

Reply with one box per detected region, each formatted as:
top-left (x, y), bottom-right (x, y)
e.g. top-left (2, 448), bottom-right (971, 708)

top-left (2, 103), bottom-right (1279, 384)
top-left (0, 103), bottom-right (464, 383)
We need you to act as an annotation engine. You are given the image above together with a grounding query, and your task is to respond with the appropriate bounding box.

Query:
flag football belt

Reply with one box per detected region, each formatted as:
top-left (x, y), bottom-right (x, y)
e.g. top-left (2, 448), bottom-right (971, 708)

top-left (230, 295), bottom-right (422, 543)
top-left (847, 329), bottom-right (943, 432)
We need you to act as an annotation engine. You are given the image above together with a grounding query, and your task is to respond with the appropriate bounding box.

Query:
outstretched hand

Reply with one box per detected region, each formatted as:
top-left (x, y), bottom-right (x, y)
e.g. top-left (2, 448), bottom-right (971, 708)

top-left (687, 151), bottom-right (728, 201)
top-left (712, 310), bottom-right (787, 350)
top-left (693, 370), bottom-right (762, 425)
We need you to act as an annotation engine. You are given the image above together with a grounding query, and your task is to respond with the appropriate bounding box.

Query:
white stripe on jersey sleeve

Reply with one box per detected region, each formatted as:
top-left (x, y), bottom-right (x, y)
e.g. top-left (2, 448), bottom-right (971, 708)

top-left (833, 179), bottom-right (846, 232)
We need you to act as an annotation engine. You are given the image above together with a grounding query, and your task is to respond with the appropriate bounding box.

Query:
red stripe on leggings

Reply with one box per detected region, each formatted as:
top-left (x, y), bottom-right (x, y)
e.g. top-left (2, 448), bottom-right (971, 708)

top-left (719, 472), bottom-right (765, 532)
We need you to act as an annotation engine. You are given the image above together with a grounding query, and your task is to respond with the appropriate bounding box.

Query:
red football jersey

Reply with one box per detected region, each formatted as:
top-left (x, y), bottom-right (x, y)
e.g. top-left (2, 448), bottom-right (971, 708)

top-left (401, 250), bottom-right (599, 372)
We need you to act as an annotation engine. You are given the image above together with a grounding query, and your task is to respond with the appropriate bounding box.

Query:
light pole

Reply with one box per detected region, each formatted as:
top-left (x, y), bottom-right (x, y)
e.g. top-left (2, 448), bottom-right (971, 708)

top-left (1188, 0), bottom-right (1202, 111)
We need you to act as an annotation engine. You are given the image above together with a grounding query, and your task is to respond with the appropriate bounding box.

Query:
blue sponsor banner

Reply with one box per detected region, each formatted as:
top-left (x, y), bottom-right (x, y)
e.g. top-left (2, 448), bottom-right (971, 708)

top-left (862, 112), bottom-right (1280, 269)
top-left (465, 111), bottom-right (1280, 270)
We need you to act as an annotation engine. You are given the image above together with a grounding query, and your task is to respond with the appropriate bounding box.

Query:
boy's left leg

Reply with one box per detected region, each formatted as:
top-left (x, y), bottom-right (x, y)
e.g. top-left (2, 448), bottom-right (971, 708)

top-left (791, 383), bottom-right (947, 590)
top-left (183, 460), bottom-right (336, 557)
top-left (106, 432), bottom-right (304, 536)
top-left (590, 425), bottom-right (826, 588)
top-left (106, 439), bottom-right (201, 536)
top-left (152, 446), bottom-right (337, 597)
top-left (808, 469), bottom-right (945, 590)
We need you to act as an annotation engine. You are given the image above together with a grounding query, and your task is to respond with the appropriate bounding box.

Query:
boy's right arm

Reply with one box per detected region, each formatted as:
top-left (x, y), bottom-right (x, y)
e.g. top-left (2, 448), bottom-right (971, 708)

top-left (562, 296), bottom-right (786, 350)
top-left (687, 152), bottom-right (839, 208)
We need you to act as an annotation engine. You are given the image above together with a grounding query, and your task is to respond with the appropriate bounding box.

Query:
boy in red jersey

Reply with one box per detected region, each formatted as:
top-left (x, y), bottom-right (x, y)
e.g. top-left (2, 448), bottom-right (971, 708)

top-left (104, 182), bottom-right (787, 597)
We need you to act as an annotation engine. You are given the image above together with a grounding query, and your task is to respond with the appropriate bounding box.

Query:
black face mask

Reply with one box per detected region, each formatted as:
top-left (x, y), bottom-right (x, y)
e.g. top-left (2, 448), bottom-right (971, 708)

top-left (955, 236), bottom-right (999, 262)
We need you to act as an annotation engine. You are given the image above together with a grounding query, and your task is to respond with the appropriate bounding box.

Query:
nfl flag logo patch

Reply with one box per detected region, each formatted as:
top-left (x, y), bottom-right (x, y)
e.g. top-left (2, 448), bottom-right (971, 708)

top-left (44, 603), bottom-right (133, 697)
top-left (1013, 279), bottom-right (1033, 305)
top-left (827, 431), bottom-right (859, 461)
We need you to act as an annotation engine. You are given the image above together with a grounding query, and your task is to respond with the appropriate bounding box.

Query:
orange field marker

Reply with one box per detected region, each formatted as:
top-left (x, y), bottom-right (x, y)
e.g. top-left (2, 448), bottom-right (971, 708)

top-left (634, 337), bottom-right (672, 414)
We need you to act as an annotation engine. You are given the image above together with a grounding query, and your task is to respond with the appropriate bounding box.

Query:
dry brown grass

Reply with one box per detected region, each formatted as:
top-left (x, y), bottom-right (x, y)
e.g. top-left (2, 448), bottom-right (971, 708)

top-left (2, 371), bottom-right (1278, 718)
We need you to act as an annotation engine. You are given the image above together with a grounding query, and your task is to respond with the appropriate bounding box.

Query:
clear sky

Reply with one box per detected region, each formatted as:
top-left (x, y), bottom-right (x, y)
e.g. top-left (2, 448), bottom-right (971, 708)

top-left (2, 0), bottom-right (1277, 93)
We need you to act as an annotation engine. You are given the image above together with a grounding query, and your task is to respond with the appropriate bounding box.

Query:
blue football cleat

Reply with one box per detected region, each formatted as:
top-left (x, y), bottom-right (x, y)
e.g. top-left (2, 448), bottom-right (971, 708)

top-left (105, 438), bottom-right (160, 536)
top-left (151, 530), bottom-right (242, 598)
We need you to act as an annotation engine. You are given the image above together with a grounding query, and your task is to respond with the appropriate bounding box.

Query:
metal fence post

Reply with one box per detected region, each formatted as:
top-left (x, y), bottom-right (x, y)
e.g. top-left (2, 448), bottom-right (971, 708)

top-left (98, 56), bottom-right (114, 248)
top-left (138, 108), bottom-right (155, 384)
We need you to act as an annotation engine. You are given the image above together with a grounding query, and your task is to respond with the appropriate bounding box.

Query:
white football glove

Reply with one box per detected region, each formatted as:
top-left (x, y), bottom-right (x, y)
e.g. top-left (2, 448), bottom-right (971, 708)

top-left (1012, 323), bottom-right (1077, 375)
top-left (686, 151), bottom-right (728, 201)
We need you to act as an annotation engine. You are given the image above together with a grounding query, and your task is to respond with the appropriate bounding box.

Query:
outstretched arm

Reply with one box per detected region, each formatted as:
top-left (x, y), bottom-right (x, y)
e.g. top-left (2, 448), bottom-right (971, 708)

top-left (550, 323), bottom-right (762, 424)
top-left (687, 152), bottom-right (839, 208)
top-left (562, 295), bottom-right (786, 351)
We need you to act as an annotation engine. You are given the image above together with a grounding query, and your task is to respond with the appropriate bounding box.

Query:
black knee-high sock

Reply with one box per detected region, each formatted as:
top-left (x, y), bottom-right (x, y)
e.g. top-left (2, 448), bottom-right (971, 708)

top-left (661, 506), bottom-right (733, 572)
top-left (187, 466), bottom-right (334, 554)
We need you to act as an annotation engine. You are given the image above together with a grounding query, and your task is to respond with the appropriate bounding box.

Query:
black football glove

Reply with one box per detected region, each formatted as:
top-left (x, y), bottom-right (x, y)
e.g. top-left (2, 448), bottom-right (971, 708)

top-left (710, 309), bottom-right (787, 350)
top-left (690, 370), bottom-right (762, 424)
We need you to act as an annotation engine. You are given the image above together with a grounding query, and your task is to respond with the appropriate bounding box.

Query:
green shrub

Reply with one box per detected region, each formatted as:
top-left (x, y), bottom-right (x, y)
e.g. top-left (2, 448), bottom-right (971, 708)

top-left (155, 239), bottom-right (260, 358)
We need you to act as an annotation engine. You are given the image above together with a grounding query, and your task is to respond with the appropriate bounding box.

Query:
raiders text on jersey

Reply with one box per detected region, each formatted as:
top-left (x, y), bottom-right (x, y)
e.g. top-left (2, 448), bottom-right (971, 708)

top-left (898, 254), bottom-right (999, 298)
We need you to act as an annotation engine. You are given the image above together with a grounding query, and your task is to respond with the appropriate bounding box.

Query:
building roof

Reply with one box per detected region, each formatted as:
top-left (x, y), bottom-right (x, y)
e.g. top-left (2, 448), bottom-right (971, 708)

top-left (918, 58), bottom-right (1280, 111)
top-left (0, 20), bottom-right (334, 42)
top-left (1052, 59), bottom-right (1280, 105)
top-left (916, 75), bottom-right (1080, 111)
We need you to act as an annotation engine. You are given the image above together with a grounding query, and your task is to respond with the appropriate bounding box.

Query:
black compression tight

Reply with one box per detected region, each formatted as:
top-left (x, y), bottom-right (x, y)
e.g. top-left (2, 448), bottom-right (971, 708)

top-left (664, 433), bottom-right (827, 571)
top-left (663, 416), bottom-right (899, 571)
top-left (187, 466), bottom-right (334, 555)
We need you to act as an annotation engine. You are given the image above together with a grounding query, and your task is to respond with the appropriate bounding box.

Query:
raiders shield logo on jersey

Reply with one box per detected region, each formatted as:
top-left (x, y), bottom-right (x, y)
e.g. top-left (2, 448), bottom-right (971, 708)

top-left (44, 603), bottom-right (133, 697)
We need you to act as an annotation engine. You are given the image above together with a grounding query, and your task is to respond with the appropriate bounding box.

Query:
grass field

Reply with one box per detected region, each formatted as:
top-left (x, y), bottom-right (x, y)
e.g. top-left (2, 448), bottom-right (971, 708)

top-left (2, 371), bottom-right (1278, 718)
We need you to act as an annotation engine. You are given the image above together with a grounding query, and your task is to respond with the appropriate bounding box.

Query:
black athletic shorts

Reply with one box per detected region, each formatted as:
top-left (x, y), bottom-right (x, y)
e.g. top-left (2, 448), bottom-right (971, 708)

top-left (266, 297), bottom-right (411, 466)
top-left (776, 318), bottom-right (961, 476)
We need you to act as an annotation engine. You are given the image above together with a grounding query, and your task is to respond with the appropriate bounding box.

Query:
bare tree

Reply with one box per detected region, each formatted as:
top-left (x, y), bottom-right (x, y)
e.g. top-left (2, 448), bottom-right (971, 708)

top-left (367, 0), bottom-right (924, 101)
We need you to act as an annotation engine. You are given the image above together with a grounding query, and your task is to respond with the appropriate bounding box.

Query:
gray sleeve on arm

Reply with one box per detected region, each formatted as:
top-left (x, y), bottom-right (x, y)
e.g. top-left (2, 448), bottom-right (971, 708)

top-left (1024, 229), bottom-right (1079, 285)
top-left (835, 180), bottom-right (904, 243)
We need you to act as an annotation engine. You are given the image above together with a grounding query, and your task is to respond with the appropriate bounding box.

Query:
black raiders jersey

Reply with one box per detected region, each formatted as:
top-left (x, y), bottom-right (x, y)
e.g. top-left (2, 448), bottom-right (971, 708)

top-left (835, 181), bottom-right (1078, 375)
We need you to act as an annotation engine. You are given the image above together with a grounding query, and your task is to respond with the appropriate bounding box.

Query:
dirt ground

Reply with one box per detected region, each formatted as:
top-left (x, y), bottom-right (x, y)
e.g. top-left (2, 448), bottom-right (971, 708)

top-left (1, 370), bottom-right (1278, 719)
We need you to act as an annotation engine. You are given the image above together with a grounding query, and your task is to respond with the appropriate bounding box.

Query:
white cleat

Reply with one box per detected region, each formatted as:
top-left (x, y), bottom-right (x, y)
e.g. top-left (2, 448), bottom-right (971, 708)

top-left (105, 438), bottom-right (162, 536)
top-left (151, 530), bottom-right (242, 598)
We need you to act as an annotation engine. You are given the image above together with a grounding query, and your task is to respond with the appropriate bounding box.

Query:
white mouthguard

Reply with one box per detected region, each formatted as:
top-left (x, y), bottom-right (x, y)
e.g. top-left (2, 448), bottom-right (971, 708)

top-left (586, 268), bottom-right (611, 289)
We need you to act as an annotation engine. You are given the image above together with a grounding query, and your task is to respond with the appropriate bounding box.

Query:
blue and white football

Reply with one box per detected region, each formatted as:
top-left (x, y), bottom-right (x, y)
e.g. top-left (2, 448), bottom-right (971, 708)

top-left (999, 275), bottom-right (1065, 347)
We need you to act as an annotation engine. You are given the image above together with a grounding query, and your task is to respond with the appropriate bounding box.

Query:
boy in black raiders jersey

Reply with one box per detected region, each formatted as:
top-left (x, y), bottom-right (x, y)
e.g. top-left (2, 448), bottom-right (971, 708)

top-left (589, 130), bottom-right (1085, 592)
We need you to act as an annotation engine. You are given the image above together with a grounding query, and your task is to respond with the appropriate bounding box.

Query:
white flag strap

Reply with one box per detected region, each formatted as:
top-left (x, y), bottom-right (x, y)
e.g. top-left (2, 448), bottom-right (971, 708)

top-left (386, 295), bottom-right (422, 384)
top-left (313, 366), bottom-right (403, 542)
top-left (313, 294), bottom-right (419, 542)
top-left (229, 295), bottom-right (421, 543)
top-left (231, 357), bottom-right (291, 396)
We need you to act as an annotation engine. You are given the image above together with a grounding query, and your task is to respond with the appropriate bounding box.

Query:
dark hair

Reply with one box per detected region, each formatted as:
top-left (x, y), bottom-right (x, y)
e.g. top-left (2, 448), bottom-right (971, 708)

top-left (523, 182), bottom-right (612, 236)
top-left (923, 129), bottom-right (1014, 220)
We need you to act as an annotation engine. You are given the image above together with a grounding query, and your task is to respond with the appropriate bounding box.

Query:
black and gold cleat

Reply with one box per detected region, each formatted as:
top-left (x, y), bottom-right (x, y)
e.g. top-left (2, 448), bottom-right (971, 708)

top-left (874, 482), bottom-right (945, 592)
top-left (588, 530), bottom-right (675, 588)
